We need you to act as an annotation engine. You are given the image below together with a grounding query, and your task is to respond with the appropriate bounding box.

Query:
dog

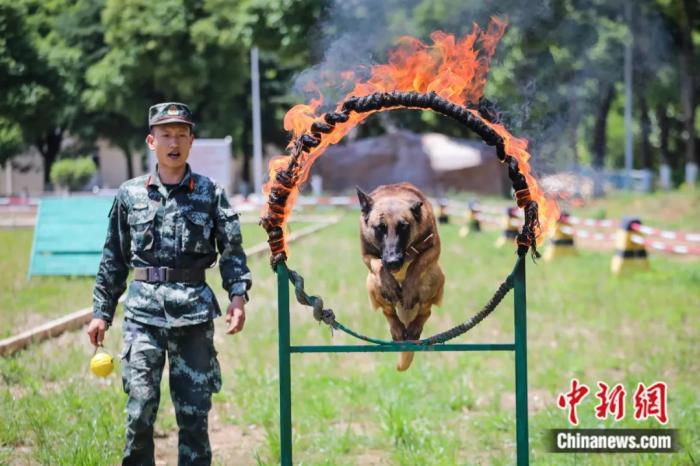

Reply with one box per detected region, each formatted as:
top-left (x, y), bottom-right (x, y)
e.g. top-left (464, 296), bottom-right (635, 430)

top-left (357, 182), bottom-right (445, 371)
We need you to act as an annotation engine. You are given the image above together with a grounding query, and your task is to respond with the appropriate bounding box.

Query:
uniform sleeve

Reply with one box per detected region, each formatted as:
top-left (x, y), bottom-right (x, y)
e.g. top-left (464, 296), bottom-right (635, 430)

top-left (214, 185), bottom-right (252, 302)
top-left (92, 190), bottom-right (130, 324)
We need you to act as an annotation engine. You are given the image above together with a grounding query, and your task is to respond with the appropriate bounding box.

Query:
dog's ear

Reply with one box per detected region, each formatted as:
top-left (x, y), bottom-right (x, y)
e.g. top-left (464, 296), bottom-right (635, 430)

top-left (410, 201), bottom-right (422, 222)
top-left (356, 187), bottom-right (373, 221)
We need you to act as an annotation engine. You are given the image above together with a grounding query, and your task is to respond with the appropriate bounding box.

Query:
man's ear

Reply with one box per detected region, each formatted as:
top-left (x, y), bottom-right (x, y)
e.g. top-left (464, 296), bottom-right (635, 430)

top-left (410, 201), bottom-right (422, 222)
top-left (356, 186), bottom-right (373, 221)
top-left (146, 133), bottom-right (155, 151)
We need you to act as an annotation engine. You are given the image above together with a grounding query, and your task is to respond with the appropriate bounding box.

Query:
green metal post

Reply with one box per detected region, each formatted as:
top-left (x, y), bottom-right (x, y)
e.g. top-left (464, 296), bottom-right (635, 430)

top-left (513, 257), bottom-right (529, 465)
top-left (276, 256), bottom-right (529, 464)
top-left (277, 263), bottom-right (293, 466)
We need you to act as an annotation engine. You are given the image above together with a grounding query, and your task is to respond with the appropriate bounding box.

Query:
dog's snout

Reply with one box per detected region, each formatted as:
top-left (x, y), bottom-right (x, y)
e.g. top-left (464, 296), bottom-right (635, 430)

top-left (383, 255), bottom-right (403, 272)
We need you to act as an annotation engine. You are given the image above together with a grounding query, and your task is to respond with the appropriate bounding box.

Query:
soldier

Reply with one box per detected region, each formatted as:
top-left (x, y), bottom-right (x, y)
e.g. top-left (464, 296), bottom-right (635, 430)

top-left (86, 102), bottom-right (252, 466)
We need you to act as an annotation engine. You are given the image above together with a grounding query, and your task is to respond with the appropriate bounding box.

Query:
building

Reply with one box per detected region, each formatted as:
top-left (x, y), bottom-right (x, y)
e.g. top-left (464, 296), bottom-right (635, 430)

top-left (1, 138), bottom-right (238, 195)
top-left (311, 130), bottom-right (509, 195)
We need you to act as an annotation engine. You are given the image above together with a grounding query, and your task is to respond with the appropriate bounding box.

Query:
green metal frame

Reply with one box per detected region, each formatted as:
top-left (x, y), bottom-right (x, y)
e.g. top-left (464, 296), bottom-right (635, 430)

top-left (276, 256), bottom-right (529, 465)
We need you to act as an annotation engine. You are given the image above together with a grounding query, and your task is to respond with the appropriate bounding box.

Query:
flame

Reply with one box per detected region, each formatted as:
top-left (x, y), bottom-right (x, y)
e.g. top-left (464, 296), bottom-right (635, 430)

top-left (283, 96), bottom-right (323, 146)
top-left (263, 16), bottom-right (560, 255)
top-left (473, 111), bottom-right (560, 238)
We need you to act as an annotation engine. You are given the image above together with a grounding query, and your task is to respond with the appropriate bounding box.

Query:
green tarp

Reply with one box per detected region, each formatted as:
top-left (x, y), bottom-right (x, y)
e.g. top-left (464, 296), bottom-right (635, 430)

top-left (28, 196), bottom-right (113, 277)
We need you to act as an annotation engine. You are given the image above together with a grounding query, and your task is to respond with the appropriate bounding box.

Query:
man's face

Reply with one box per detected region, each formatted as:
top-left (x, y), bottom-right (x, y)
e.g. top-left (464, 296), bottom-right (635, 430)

top-left (146, 123), bottom-right (194, 171)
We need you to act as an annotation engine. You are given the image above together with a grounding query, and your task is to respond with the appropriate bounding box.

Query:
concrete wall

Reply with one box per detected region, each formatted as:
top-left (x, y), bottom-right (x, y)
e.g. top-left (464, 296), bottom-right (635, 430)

top-left (0, 139), bottom-right (149, 195)
top-left (1, 150), bottom-right (45, 196)
top-left (96, 139), bottom-right (146, 189)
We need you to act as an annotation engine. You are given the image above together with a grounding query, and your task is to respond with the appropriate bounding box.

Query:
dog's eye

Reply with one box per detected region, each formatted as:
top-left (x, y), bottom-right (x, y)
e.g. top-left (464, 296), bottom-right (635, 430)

top-left (397, 221), bottom-right (409, 231)
top-left (374, 223), bottom-right (387, 234)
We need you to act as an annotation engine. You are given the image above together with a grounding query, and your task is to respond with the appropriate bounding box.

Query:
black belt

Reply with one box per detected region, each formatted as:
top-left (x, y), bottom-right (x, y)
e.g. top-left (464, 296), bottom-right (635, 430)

top-left (134, 267), bottom-right (206, 283)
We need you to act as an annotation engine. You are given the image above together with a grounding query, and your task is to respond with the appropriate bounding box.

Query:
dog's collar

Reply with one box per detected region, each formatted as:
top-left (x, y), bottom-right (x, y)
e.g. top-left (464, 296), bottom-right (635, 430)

top-left (405, 229), bottom-right (435, 261)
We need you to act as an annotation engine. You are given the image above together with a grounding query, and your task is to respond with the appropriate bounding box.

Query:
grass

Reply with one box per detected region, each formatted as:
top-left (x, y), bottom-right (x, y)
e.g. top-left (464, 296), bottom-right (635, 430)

top-left (565, 189), bottom-right (700, 231)
top-left (1, 196), bottom-right (699, 465)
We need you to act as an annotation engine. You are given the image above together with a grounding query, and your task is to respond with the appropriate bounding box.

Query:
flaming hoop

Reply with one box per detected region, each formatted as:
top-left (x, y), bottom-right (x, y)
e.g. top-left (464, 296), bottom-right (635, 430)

top-left (261, 17), bottom-right (559, 266)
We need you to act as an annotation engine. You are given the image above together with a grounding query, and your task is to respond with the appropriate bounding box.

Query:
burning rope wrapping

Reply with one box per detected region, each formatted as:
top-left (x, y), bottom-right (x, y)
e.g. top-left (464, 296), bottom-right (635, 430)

top-left (260, 90), bottom-right (542, 267)
top-left (260, 91), bottom-right (543, 345)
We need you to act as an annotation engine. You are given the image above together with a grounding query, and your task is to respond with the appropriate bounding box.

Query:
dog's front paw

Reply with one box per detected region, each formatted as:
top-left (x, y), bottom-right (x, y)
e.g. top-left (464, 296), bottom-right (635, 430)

top-left (402, 291), bottom-right (419, 310)
top-left (390, 325), bottom-right (407, 341)
top-left (381, 282), bottom-right (402, 304)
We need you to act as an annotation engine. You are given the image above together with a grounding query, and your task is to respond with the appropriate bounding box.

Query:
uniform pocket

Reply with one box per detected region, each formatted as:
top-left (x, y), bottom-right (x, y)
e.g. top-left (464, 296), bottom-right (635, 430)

top-left (218, 207), bottom-right (242, 244)
top-left (181, 210), bottom-right (215, 254)
top-left (128, 207), bottom-right (157, 251)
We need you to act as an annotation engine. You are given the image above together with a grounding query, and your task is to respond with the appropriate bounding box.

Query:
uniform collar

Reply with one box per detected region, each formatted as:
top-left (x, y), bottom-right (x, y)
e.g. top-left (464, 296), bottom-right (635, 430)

top-left (146, 164), bottom-right (195, 193)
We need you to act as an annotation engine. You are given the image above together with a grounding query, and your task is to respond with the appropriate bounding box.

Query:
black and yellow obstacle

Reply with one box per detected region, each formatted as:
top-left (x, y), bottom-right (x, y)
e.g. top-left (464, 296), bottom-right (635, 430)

top-left (495, 206), bottom-right (520, 248)
top-left (611, 217), bottom-right (649, 275)
top-left (544, 212), bottom-right (577, 261)
top-left (437, 199), bottom-right (450, 224)
top-left (458, 201), bottom-right (481, 237)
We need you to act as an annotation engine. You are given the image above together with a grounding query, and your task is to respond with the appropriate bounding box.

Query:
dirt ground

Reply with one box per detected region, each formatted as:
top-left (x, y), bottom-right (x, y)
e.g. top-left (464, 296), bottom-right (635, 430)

top-left (154, 410), bottom-right (265, 466)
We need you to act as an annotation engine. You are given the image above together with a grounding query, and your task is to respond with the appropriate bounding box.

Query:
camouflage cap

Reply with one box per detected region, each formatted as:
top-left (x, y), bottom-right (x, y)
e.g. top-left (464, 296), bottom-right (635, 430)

top-left (148, 102), bottom-right (195, 127)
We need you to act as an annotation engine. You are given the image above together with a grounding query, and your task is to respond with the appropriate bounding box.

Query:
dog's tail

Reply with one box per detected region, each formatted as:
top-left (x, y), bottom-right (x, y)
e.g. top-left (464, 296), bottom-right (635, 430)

top-left (396, 352), bottom-right (414, 371)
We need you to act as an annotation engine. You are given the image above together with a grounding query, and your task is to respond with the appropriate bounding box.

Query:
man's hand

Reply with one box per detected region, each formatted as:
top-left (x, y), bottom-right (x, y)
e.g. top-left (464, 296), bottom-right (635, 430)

top-left (87, 318), bottom-right (108, 347)
top-left (225, 296), bottom-right (246, 335)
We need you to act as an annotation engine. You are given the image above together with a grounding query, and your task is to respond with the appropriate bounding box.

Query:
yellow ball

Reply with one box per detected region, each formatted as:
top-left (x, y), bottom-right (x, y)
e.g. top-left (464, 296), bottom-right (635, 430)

top-left (90, 351), bottom-right (114, 377)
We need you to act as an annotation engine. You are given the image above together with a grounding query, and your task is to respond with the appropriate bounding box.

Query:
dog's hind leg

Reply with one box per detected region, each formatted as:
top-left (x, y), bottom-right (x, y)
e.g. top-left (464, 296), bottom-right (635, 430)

top-left (405, 307), bottom-right (432, 341)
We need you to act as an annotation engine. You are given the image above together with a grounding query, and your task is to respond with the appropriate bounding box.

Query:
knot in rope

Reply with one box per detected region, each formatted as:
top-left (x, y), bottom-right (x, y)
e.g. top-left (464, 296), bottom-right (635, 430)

top-left (287, 268), bottom-right (339, 328)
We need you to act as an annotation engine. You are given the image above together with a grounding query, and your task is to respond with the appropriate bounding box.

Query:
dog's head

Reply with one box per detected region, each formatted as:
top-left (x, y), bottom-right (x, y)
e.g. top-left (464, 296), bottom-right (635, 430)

top-left (357, 186), bottom-right (424, 273)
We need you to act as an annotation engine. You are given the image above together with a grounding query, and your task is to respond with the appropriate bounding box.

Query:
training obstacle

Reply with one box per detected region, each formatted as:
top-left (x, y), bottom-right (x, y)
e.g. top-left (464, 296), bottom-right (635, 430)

top-left (275, 254), bottom-right (530, 465)
top-left (260, 26), bottom-right (551, 463)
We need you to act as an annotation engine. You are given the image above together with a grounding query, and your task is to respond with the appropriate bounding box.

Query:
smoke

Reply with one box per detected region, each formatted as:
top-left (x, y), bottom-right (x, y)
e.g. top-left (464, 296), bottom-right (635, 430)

top-left (292, 0), bottom-right (418, 110)
top-left (290, 0), bottom-right (678, 175)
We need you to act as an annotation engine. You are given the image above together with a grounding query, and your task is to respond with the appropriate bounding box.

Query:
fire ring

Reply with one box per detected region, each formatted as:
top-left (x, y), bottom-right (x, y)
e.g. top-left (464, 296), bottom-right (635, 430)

top-left (261, 90), bottom-right (541, 266)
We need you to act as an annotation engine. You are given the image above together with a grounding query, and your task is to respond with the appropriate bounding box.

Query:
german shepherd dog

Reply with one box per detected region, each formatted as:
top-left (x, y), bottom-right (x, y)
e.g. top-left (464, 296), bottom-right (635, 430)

top-left (357, 183), bottom-right (445, 371)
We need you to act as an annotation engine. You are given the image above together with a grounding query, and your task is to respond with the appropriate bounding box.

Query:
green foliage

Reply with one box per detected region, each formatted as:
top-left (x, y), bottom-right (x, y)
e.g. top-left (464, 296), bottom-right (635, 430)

top-left (48, 157), bottom-right (97, 191)
top-left (0, 1), bottom-right (60, 154)
top-left (0, 0), bottom-right (108, 179)
top-left (0, 117), bottom-right (24, 164)
top-left (0, 0), bottom-right (698, 184)
top-left (82, 0), bottom-right (328, 159)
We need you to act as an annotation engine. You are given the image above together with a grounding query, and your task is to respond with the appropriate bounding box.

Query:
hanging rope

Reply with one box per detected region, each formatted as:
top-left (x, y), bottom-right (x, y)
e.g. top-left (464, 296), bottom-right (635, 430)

top-left (283, 256), bottom-right (521, 346)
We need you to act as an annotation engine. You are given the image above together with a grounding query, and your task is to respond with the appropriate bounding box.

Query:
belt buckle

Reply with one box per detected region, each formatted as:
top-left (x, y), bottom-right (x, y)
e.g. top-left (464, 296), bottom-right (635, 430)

top-left (148, 267), bottom-right (168, 282)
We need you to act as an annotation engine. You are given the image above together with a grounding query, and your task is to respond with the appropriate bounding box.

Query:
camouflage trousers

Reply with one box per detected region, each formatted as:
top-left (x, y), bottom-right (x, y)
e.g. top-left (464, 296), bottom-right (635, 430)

top-left (120, 318), bottom-right (222, 466)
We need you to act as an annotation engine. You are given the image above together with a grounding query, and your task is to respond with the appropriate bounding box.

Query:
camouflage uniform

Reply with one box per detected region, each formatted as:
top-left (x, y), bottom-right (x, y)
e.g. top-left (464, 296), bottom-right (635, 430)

top-left (93, 157), bottom-right (251, 465)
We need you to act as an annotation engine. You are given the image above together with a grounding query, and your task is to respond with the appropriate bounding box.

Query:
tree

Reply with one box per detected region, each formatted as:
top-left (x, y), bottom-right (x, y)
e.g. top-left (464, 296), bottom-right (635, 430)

top-left (84, 0), bottom-right (328, 187)
top-left (0, 5), bottom-right (27, 166)
top-left (679, 0), bottom-right (697, 184)
top-left (644, 0), bottom-right (696, 187)
top-left (1, 0), bottom-right (109, 185)
top-left (0, 1), bottom-right (62, 174)
top-left (0, 118), bottom-right (24, 167)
